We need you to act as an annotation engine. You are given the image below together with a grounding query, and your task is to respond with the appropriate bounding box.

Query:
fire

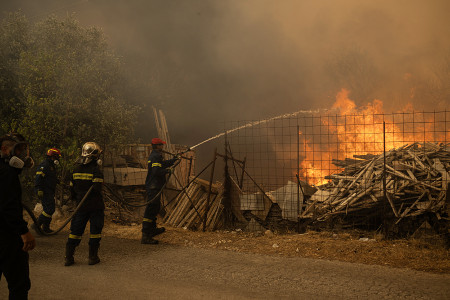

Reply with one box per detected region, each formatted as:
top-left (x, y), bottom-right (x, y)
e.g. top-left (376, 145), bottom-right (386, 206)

top-left (300, 139), bottom-right (334, 185)
top-left (299, 88), bottom-right (450, 185)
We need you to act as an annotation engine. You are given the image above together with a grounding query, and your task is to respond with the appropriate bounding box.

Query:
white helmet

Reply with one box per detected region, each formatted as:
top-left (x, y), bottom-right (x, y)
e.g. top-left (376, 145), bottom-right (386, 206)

top-left (80, 142), bottom-right (102, 164)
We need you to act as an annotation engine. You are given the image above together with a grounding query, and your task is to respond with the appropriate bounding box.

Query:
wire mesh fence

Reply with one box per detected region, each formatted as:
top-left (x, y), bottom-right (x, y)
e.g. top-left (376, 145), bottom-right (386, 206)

top-left (223, 110), bottom-right (450, 236)
top-left (67, 109), bottom-right (449, 240)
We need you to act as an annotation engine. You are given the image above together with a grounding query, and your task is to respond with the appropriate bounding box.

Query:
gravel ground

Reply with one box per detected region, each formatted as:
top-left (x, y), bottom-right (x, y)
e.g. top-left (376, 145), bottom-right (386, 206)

top-left (101, 219), bottom-right (450, 274)
top-left (1, 229), bottom-right (449, 299)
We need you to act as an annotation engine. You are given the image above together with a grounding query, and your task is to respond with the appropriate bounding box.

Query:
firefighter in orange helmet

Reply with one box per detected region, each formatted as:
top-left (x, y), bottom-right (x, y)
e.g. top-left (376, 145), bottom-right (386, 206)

top-left (33, 148), bottom-right (61, 234)
top-left (141, 138), bottom-right (179, 244)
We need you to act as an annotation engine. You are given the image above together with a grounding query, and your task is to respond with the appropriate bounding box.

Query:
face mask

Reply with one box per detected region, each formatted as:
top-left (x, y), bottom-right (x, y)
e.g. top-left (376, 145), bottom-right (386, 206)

top-left (8, 156), bottom-right (34, 169)
top-left (9, 156), bottom-right (25, 168)
top-left (9, 142), bottom-right (34, 169)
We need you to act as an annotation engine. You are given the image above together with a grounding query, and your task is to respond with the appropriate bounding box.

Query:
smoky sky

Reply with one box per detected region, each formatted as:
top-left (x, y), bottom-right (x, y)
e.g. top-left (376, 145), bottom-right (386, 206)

top-left (2, 0), bottom-right (450, 148)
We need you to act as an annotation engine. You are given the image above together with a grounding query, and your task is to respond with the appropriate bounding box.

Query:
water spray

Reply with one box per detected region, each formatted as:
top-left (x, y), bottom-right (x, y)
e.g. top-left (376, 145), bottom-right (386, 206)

top-left (189, 108), bottom-right (321, 150)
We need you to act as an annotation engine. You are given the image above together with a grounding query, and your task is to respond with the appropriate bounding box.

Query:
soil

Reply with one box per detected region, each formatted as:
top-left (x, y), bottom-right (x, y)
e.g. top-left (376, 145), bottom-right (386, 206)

top-left (101, 217), bottom-right (450, 274)
top-left (28, 211), bottom-right (449, 275)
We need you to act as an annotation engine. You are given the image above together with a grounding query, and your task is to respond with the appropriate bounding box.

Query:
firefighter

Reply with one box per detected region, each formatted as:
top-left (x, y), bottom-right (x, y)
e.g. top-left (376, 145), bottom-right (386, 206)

top-left (64, 142), bottom-right (104, 266)
top-left (33, 148), bottom-right (61, 233)
top-left (141, 138), bottom-right (179, 244)
top-left (0, 133), bottom-right (36, 299)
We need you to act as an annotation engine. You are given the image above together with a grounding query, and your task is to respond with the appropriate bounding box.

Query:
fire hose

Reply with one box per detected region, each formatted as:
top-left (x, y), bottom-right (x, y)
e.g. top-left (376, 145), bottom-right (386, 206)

top-left (24, 149), bottom-right (189, 234)
top-left (112, 158), bottom-right (182, 208)
top-left (112, 148), bottom-right (191, 208)
top-left (23, 185), bottom-right (94, 236)
top-left (116, 150), bottom-right (216, 223)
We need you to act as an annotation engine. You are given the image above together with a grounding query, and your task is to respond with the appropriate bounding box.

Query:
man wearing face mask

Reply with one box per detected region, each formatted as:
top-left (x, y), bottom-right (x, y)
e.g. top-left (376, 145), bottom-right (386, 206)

top-left (65, 142), bottom-right (104, 266)
top-left (33, 148), bottom-right (61, 234)
top-left (0, 133), bottom-right (36, 299)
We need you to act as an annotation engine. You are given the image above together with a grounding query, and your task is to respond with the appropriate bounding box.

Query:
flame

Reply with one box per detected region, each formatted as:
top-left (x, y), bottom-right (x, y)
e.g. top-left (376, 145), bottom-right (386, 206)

top-left (299, 88), bottom-right (450, 185)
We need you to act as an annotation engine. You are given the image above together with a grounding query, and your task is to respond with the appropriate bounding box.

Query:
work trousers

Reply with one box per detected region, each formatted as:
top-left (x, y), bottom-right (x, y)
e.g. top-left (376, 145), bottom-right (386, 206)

top-left (67, 209), bottom-right (104, 247)
top-left (38, 189), bottom-right (55, 226)
top-left (0, 234), bottom-right (30, 300)
top-left (142, 189), bottom-right (161, 234)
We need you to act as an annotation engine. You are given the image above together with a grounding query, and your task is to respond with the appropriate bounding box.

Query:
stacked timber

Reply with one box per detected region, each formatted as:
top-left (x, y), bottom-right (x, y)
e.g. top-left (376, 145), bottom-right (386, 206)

top-left (164, 177), bottom-right (224, 230)
top-left (304, 142), bottom-right (450, 225)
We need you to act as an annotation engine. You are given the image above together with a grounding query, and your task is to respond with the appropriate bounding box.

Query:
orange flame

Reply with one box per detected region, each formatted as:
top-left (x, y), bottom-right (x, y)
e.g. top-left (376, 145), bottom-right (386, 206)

top-left (299, 88), bottom-right (450, 185)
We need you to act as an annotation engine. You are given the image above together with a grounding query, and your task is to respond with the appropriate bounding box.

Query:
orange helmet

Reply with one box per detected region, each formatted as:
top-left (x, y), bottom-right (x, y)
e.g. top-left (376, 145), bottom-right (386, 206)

top-left (47, 148), bottom-right (61, 158)
top-left (151, 138), bottom-right (166, 145)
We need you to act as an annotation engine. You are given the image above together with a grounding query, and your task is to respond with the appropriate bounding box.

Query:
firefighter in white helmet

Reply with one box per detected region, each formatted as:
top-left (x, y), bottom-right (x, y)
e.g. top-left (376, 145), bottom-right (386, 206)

top-left (64, 142), bottom-right (104, 266)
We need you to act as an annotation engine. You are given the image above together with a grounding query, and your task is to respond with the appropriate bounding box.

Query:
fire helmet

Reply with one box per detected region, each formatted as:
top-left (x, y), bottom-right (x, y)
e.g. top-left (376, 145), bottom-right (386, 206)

top-left (47, 148), bottom-right (61, 158)
top-left (81, 142), bottom-right (102, 158)
top-left (151, 138), bottom-right (166, 145)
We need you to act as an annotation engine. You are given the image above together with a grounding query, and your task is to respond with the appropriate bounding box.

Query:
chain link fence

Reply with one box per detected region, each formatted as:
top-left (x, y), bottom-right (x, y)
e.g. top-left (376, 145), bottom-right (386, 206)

top-left (223, 110), bottom-right (449, 239)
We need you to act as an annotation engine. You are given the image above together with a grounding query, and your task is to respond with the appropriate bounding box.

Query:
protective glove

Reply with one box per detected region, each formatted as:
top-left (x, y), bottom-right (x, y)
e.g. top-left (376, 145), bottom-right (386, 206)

top-left (37, 190), bottom-right (44, 199)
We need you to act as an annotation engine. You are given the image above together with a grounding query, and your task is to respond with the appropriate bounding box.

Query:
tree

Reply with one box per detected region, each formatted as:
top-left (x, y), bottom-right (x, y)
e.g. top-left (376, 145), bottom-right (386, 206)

top-left (0, 13), bottom-right (139, 196)
top-left (0, 14), bottom-right (138, 159)
top-left (0, 12), bottom-right (29, 134)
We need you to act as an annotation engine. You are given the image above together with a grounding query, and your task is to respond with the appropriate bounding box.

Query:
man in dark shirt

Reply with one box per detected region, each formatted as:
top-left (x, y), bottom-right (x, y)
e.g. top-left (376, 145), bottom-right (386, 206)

top-left (65, 142), bottom-right (104, 266)
top-left (0, 133), bottom-right (36, 299)
top-left (141, 138), bottom-right (179, 244)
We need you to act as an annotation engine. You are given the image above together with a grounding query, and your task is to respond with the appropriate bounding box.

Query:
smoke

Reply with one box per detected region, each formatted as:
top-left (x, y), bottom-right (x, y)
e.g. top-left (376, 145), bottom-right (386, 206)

top-left (2, 0), bottom-right (450, 147)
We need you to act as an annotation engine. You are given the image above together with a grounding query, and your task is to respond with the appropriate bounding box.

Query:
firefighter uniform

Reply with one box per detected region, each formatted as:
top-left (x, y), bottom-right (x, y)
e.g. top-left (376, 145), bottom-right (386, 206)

top-left (142, 145), bottom-right (177, 243)
top-left (65, 148), bottom-right (104, 266)
top-left (34, 157), bottom-right (58, 232)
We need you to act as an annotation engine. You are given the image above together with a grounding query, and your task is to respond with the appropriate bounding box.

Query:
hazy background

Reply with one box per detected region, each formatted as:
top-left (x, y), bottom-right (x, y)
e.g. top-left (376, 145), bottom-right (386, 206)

top-left (2, 0), bottom-right (449, 149)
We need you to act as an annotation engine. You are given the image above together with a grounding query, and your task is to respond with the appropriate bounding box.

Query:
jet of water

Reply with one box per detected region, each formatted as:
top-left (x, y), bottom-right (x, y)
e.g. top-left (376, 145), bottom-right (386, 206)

top-left (190, 109), bottom-right (321, 150)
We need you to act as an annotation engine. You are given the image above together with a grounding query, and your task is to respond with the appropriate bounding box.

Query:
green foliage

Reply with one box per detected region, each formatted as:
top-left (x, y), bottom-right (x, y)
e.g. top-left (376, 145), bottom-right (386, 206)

top-left (0, 12), bottom-right (29, 135)
top-left (0, 13), bottom-right (139, 170)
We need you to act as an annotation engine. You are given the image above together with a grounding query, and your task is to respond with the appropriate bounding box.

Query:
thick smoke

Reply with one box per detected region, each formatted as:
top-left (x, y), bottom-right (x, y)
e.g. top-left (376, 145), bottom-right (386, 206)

top-left (2, 0), bottom-right (449, 147)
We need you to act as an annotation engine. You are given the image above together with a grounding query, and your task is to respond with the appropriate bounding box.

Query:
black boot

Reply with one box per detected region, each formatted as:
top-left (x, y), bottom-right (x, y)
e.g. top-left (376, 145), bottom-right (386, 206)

top-left (141, 233), bottom-right (158, 244)
top-left (65, 244), bottom-right (76, 266)
top-left (147, 220), bottom-right (166, 237)
top-left (42, 222), bottom-right (53, 234)
top-left (150, 226), bottom-right (166, 237)
top-left (89, 244), bottom-right (101, 265)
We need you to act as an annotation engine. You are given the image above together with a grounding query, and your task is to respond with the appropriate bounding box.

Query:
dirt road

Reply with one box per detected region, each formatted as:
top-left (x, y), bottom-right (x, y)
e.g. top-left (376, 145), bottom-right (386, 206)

top-left (1, 234), bottom-right (449, 299)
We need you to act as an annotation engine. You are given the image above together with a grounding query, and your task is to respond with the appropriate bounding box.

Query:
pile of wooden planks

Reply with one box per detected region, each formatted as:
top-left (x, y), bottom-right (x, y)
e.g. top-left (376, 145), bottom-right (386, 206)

top-left (164, 177), bottom-right (224, 230)
top-left (304, 142), bottom-right (450, 225)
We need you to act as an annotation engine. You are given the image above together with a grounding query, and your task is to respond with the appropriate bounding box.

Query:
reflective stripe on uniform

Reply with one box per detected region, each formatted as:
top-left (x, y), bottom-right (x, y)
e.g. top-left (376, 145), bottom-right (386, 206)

top-left (143, 218), bottom-right (154, 223)
top-left (92, 178), bottom-right (103, 183)
top-left (90, 234), bottom-right (102, 239)
top-left (151, 163), bottom-right (162, 167)
top-left (69, 234), bottom-right (82, 239)
top-left (42, 211), bottom-right (52, 218)
top-left (36, 171), bottom-right (45, 177)
top-left (73, 173), bottom-right (94, 180)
